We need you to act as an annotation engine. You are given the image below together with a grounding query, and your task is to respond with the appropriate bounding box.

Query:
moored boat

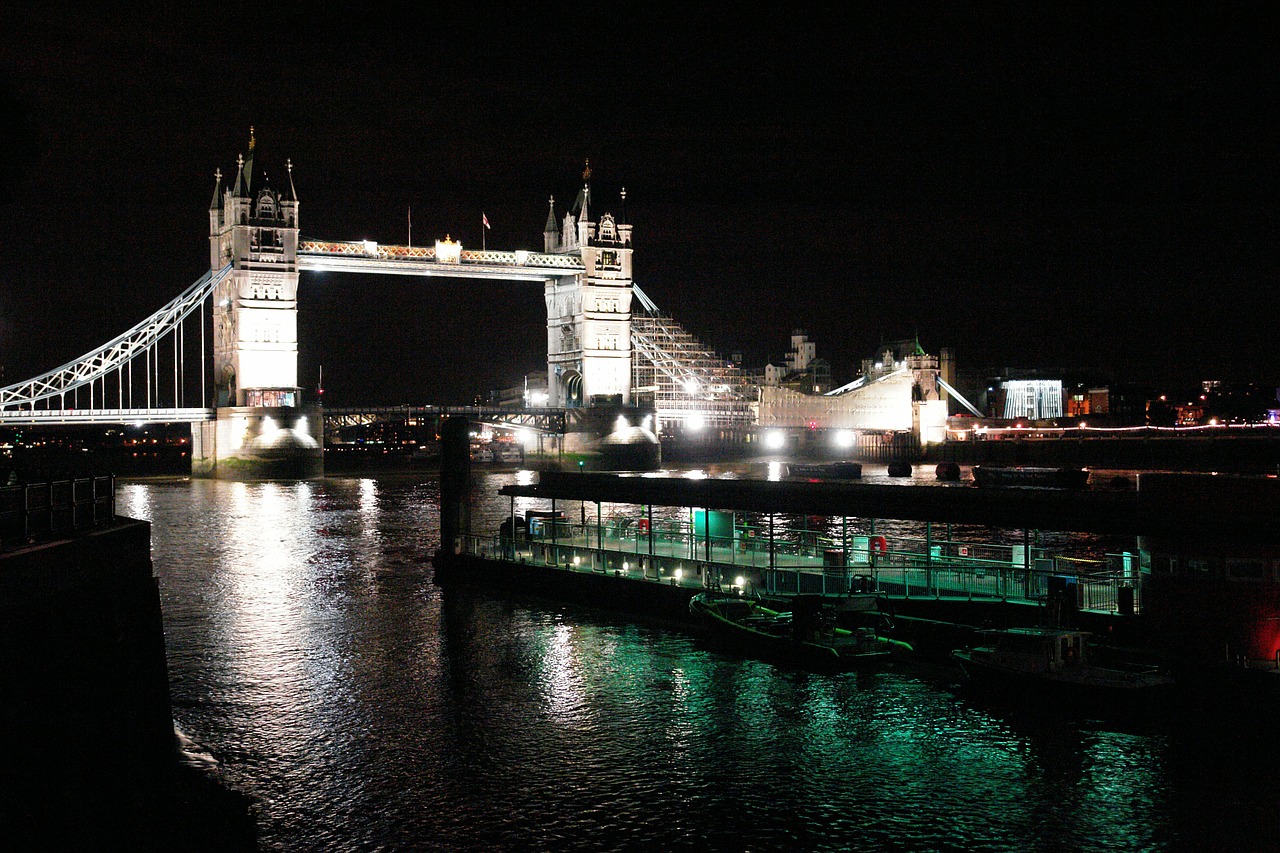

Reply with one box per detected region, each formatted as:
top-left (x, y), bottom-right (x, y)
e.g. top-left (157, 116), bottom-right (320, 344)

top-left (689, 593), bottom-right (911, 671)
top-left (972, 466), bottom-right (1089, 488)
top-left (785, 461), bottom-right (863, 481)
top-left (950, 626), bottom-right (1174, 697)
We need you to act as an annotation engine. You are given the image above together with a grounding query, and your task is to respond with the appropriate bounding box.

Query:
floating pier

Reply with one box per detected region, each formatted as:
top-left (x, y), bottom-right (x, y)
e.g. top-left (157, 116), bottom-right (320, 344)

top-left (433, 419), bottom-right (1280, 671)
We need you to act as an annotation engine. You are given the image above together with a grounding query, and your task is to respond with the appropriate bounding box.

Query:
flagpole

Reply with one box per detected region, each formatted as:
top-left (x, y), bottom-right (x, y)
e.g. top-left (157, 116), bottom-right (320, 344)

top-left (482, 212), bottom-right (486, 251)
top-left (408, 206), bottom-right (412, 248)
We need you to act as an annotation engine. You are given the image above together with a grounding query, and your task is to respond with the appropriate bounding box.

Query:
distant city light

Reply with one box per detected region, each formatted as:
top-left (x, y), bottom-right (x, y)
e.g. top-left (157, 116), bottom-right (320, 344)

top-left (685, 413), bottom-right (706, 432)
top-left (834, 430), bottom-right (855, 448)
top-left (764, 430), bottom-right (785, 450)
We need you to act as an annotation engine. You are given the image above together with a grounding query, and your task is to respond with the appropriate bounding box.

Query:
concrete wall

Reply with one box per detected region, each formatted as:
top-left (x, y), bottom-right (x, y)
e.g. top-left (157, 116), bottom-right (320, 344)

top-left (1, 519), bottom-right (179, 838)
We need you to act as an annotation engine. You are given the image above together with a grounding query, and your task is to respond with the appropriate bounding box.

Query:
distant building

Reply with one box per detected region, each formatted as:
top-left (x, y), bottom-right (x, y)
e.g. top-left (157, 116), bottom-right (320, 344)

top-left (494, 372), bottom-right (549, 408)
top-left (1065, 385), bottom-right (1110, 418)
top-left (989, 377), bottom-right (1065, 420)
top-left (759, 331), bottom-right (832, 394)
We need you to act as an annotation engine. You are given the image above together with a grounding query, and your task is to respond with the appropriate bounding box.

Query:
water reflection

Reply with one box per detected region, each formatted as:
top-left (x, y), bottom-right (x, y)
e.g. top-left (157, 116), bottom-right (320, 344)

top-left (538, 622), bottom-right (589, 724)
top-left (118, 473), bottom-right (1270, 851)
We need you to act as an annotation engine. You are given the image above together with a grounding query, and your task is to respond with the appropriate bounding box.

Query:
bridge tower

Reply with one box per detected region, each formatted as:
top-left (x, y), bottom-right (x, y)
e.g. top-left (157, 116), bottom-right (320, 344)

top-left (542, 165), bottom-right (634, 408)
top-left (200, 131), bottom-right (322, 478)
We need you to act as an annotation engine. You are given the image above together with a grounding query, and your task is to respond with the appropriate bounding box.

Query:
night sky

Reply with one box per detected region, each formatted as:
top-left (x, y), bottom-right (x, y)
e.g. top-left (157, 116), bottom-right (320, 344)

top-left (1, 4), bottom-right (1274, 405)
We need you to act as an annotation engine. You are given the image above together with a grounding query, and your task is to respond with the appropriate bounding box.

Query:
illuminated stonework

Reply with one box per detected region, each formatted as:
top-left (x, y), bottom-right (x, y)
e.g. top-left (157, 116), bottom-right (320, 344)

top-left (543, 179), bottom-right (634, 407)
top-left (209, 132), bottom-right (301, 408)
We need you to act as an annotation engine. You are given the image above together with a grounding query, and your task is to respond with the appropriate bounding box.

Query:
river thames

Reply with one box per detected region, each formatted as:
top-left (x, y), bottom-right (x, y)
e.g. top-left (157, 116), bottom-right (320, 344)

top-left (117, 469), bottom-right (1280, 851)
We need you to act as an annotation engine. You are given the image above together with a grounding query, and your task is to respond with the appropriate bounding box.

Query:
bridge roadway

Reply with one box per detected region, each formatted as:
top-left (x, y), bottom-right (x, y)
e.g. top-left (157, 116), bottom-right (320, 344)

top-left (297, 241), bottom-right (584, 280)
top-left (0, 404), bottom-right (567, 432)
top-left (0, 408), bottom-right (214, 426)
top-left (324, 405), bottom-right (567, 434)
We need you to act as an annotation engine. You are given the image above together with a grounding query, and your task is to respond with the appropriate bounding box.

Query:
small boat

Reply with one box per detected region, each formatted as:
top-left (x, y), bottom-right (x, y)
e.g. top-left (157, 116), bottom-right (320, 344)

top-left (785, 461), bottom-right (862, 481)
top-left (689, 593), bottom-right (911, 671)
top-left (950, 627), bottom-right (1174, 697)
top-left (972, 466), bottom-right (1089, 488)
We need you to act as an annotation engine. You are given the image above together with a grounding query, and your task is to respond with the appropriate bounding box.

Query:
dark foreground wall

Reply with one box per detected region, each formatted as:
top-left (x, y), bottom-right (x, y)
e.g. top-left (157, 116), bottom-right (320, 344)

top-left (0, 520), bottom-right (255, 850)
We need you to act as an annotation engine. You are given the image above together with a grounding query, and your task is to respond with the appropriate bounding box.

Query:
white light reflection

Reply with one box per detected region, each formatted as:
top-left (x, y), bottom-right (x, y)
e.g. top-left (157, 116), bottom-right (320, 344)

top-left (116, 482), bottom-right (154, 522)
top-left (359, 478), bottom-right (379, 533)
top-left (766, 461), bottom-right (785, 481)
top-left (538, 623), bottom-right (588, 723)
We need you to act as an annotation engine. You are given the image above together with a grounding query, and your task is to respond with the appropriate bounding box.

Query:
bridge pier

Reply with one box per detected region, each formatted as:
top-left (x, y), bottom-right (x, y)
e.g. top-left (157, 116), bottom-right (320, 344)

top-left (191, 405), bottom-right (324, 480)
top-left (561, 404), bottom-right (661, 471)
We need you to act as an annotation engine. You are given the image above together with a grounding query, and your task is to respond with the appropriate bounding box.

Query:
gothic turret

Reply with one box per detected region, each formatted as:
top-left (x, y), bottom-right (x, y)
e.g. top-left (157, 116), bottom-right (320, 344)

top-left (543, 196), bottom-right (558, 253)
top-left (543, 161), bottom-right (635, 408)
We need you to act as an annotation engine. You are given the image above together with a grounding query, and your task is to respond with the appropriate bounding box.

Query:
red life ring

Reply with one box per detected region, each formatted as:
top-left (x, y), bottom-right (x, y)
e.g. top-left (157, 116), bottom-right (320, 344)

top-left (870, 536), bottom-right (888, 555)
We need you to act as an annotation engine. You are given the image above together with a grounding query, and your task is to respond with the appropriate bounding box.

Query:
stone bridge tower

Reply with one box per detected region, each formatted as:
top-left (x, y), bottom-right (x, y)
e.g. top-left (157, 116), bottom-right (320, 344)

top-left (209, 130), bottom-right (301, 408)
top-left (201, 130), bottom-right (321, 478)
top-left (542, 165), bottom-right (634, 408)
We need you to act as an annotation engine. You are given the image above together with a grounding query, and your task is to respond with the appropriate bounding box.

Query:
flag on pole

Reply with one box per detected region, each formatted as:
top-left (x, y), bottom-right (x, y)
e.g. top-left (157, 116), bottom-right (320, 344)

top-left (482, 213), bottom-right (490, 229)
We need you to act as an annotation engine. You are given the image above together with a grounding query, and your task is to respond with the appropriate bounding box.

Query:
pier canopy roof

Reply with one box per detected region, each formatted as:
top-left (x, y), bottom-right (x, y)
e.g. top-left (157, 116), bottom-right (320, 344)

top-left (499, 471), bottom-right (1280, 543)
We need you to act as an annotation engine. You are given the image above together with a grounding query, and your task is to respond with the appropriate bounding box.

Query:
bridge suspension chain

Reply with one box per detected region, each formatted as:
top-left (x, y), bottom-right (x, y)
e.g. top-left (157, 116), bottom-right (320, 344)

top-left (0, 265), bottom-right (231, 412)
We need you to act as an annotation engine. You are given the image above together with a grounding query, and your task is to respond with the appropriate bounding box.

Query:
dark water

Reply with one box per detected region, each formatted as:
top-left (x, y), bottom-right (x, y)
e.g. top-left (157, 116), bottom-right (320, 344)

top-left (117, 471), bottom-right (1280, 852)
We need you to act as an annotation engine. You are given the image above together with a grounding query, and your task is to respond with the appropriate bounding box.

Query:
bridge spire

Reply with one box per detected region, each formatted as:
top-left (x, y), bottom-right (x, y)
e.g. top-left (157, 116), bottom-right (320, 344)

top-left (246, 127), bottom-right (255, 192)
top-left (210, 168), bottom-right (222, 211)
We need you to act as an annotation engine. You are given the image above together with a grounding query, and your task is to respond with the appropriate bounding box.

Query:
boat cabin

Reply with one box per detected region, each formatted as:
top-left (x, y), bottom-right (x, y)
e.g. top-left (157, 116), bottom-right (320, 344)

top-left (973, 627), bottom-right (1089, 672)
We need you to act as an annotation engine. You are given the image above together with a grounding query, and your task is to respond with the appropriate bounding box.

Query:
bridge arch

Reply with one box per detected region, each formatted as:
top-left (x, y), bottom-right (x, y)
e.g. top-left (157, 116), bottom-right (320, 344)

top-left (561, 370), bottom-right (584, 408)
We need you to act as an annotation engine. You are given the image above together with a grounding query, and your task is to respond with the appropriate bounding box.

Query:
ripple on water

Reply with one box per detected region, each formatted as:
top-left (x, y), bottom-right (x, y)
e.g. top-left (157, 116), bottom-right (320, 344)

top-left (125, 474), bottom-right (1278, 852)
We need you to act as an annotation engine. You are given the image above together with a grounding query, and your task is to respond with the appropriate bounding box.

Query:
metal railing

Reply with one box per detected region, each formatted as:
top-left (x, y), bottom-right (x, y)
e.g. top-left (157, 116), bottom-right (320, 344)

top-left (460, 520), bottom-right (1143, 616)
top-left (0, 476), bottom-right (116, 547)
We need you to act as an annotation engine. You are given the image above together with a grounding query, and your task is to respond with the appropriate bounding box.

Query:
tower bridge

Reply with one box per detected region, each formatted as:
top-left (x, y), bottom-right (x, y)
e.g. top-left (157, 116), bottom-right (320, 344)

top-left (1, 133), bottom-right (947, 477)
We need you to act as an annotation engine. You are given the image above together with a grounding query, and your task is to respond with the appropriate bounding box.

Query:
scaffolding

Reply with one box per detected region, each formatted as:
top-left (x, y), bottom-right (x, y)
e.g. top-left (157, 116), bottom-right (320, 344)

top-left (629, 312), bottom-right (759, 434)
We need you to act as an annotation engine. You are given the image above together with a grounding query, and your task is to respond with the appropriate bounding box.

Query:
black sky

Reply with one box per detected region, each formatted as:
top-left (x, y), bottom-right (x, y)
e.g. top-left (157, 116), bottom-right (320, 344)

top-left (1, 3), bottom-right (1275, 405)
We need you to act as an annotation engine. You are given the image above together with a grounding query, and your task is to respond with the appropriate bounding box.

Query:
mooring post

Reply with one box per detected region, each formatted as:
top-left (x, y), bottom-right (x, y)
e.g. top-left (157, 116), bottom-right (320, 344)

top-left (439, 417), bottom-right (471, 557)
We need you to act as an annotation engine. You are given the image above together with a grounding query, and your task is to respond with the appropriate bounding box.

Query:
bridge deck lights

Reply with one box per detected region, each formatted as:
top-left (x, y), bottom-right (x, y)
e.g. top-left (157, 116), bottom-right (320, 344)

top-left (435, 237), bottom-right (462, 264)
